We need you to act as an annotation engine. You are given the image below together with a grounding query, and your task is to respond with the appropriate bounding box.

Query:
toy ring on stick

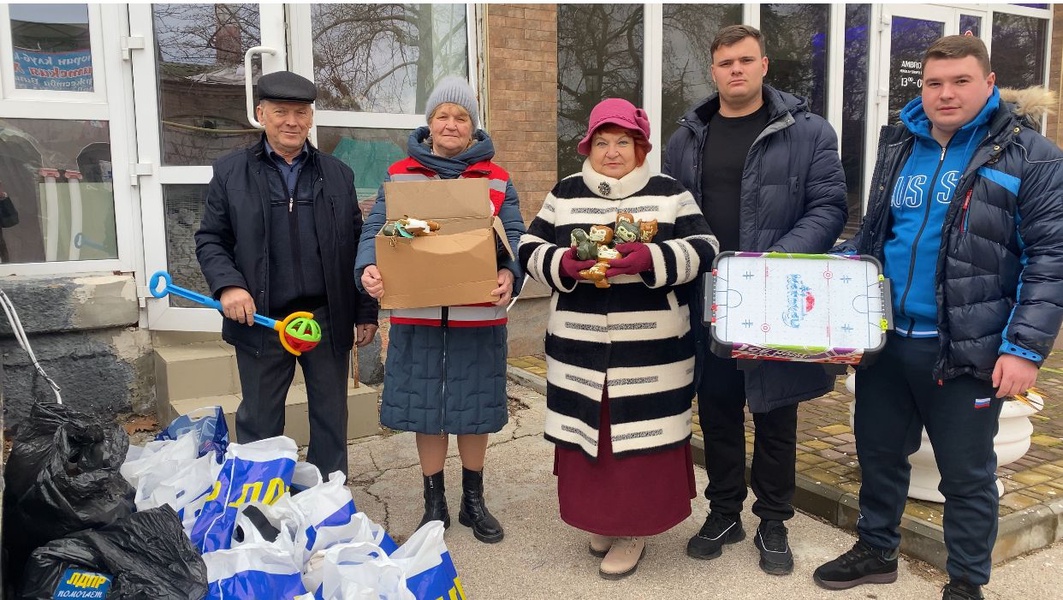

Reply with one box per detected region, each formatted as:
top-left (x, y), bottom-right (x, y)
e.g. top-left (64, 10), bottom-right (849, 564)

top-left (149, 271), bottom-right (321, 356)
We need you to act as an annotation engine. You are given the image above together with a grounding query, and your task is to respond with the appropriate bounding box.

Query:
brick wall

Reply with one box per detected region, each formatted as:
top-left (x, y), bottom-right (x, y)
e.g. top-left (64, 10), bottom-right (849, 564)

top-left (483, 5), bottom-right (557, 354)
top-left (484, 4), bottom-right (557, 224)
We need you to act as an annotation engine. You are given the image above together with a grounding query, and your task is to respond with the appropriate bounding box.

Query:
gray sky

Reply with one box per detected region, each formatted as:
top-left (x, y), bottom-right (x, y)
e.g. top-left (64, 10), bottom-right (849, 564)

top-left (9, 4), bottom-right (88, 25)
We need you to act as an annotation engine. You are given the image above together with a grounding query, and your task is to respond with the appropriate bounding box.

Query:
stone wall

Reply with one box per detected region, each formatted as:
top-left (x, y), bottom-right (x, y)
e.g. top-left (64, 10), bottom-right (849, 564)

top-left (0, 274), bottom-right (152, 428)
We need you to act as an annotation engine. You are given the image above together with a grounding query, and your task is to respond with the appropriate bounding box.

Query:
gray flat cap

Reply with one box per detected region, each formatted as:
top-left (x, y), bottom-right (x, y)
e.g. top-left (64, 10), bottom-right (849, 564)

top-left (257, 71), bottom-right (317, 104)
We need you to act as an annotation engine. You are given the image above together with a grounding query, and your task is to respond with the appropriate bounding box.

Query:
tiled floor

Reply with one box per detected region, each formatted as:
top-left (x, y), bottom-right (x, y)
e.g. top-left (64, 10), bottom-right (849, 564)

top-left (508, 351), bottom-right (1063, 529)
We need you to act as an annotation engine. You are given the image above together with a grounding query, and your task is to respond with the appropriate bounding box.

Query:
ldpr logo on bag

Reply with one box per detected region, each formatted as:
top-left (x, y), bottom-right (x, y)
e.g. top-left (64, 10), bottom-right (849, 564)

top-left (781, 273), bottom-right (814, 328)
top-left (53, 568), bottom-right (112, 599)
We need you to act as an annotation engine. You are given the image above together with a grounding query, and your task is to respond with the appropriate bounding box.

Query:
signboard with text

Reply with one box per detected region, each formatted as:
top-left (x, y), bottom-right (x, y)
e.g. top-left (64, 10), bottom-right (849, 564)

top-left (13, 47), bottom-right (93, 92)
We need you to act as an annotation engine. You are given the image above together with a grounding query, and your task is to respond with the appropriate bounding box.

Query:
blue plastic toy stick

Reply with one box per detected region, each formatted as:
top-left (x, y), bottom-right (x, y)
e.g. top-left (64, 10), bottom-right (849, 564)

top-left (149, 270), bottom-right (280, 329)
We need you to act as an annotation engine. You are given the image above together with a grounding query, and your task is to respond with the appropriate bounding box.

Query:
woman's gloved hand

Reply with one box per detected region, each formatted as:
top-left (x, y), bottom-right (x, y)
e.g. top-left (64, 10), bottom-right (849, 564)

top-left (559, 246), bottom-right (597, 280)
top-left (605, 242), bottom-right (653, 277)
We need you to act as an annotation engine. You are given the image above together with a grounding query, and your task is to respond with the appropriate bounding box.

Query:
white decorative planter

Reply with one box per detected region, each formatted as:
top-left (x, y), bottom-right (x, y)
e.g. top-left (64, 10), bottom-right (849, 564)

top-left (845, 374), bottom-right (1040, 502)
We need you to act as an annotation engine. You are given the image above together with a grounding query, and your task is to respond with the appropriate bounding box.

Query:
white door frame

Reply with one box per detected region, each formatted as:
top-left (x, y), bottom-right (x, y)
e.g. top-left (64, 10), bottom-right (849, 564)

top-left (863, 4), bottom-right (990, 212)
top-left (0, 3), bottom-right (138, 277)
top-left (130, 4), bottom-right (286, 331)
top-left (134, 3), bottom-right (481, 332)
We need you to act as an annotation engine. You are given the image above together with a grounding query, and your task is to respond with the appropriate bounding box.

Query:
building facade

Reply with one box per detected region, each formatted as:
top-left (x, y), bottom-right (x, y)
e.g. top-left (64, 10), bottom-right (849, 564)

top-left (0, 3), bottom-right (1058, 425)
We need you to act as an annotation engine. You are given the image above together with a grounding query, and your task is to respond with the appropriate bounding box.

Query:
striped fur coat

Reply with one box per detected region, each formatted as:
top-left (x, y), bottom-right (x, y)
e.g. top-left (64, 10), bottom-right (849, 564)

top-left (518, 161), bottom-right (718, 458)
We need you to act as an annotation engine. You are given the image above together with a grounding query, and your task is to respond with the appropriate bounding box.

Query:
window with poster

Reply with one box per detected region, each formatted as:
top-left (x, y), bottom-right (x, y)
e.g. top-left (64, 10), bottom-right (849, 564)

top-left (0, 3), bottom-right (121, 267)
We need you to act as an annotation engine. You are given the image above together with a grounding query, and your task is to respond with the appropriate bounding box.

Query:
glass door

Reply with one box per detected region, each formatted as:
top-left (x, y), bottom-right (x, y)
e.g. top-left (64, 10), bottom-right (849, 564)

top-left (863, 5), bottom-right (989, 213)
top-left (130, 3), bottom-right (285, 331)
top-left (132, 3), bottom-right (478, 332)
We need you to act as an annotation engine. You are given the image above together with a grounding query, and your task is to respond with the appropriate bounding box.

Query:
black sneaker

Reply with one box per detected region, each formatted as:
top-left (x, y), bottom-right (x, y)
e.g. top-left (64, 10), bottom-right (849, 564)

top-left (686, 512), bottom-right (745, 560)
top-left (754, 520), bottom-right (794, 575)
top-left (942, 580), bottom-right (983, 600)
top-left (813, 540), bottom-right (898, 590)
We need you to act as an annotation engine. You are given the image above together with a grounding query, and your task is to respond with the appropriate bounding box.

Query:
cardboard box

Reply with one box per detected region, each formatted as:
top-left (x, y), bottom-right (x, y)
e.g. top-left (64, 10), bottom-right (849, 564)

top-left (375, 178), bottom-right (513, 309)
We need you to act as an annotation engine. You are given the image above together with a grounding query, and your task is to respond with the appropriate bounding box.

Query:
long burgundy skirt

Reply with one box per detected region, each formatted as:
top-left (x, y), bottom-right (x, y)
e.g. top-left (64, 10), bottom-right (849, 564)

top-left (554, 391), bottom-right (696, 537)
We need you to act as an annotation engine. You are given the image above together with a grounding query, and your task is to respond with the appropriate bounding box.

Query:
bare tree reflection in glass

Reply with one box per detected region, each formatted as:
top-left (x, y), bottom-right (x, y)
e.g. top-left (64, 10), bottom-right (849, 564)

top-left (660, 4), bottom-right (742, 144)
top-left (557, 4), bottom-right (643, 179)
top-left (153, 4), bottom-right (262, 166)
top-left (992, 14), bottom-right (1047, 90)
top-left (761, 4), bottom-right (829, 118)
top-left (310, 4), bottom-right (468, 114)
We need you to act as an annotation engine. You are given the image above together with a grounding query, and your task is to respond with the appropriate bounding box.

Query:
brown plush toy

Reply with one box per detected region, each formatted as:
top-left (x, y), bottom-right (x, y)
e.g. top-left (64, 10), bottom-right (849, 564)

top-left (638, 219), bottom-right (658, 243)
top-left (579, 261), bottom-right (611, 288)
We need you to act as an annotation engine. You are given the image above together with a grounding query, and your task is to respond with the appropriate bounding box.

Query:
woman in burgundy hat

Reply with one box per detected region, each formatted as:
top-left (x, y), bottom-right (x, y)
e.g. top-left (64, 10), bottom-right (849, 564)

top-left (518, 98), bottom-right (718, 579)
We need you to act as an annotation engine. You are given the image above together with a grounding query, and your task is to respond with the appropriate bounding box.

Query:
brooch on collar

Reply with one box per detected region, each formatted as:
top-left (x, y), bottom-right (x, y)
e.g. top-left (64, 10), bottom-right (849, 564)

top-left (598, 181), bottom-right (611, 196)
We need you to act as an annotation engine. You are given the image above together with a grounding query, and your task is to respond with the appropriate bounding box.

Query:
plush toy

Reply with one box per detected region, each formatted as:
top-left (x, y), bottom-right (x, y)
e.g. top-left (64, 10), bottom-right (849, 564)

top-left (597, 245), bottom-right (621, 261)
top-left (398, 217), bottom-right (440, 236)
top-left (381, 216), bottom-right (441, 237)
top-left (588, 224), bottom-right (614, 246)
top-left (579, 261), bottom-right (611, 288)
top-left (638, 219), bottom-right (658, 243)
top-left (615, 219), bottom-right (640, 243)
top-left (570, 228), bottom-right (599, 260)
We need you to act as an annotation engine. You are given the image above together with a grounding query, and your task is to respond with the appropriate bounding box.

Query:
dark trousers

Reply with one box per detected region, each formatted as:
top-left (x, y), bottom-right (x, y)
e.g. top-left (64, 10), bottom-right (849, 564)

top-left (235, 306), bottom-right (350, 477)
top-left (697, 352), bottom-right (798, 522)
top-left (855, 333), bottom-right (1002, 585)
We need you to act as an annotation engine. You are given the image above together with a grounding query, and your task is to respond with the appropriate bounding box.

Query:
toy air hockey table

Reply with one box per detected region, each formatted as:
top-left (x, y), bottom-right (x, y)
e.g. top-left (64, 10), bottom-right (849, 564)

top-left (702, 252), bottom-right (892, 367)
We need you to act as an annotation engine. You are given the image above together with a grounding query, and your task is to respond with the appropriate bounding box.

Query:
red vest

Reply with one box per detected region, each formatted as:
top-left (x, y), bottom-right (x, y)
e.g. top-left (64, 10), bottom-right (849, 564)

top-left (384, 157), bottom-right (510, 327)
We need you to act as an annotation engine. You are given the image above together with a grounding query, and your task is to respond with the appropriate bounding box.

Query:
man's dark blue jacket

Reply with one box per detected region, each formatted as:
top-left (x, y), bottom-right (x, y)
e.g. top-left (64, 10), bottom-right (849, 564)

top-left (196, 136), bottom-right (378, 355)
top-left (664, 85), bottom-right (848, 412)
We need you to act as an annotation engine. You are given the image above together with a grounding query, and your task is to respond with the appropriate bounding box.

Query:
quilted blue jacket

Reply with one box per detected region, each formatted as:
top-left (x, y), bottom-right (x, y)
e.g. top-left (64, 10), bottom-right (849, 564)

top-left (836, 88), bottom-right (1063, 381)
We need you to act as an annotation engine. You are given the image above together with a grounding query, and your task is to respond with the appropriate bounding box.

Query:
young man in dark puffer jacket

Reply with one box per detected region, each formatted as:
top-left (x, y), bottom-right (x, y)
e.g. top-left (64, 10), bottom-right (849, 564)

top-left (664, 24), bottom-right (847, 577)
top-left (814, 36), bottom-right (1063, 600)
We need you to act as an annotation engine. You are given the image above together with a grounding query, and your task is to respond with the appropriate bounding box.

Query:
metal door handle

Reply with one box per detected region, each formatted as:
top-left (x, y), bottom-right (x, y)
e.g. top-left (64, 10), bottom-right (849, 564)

top-left (245, 46), bottom-right (279, 129)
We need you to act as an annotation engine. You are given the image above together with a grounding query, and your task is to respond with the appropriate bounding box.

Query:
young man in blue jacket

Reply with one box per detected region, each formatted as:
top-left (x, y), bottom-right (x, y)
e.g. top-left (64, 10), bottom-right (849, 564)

top-left (814, 36), bottom-right (1063, 600)
top-left (196, 71), bottom-right (379, 479)
top-left (663, 24), bottom-right (847, 576)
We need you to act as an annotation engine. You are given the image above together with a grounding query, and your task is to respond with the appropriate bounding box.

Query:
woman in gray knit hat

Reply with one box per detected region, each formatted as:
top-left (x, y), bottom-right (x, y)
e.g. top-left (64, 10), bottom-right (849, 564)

top-left (355, 76), bottom-right (526, 544)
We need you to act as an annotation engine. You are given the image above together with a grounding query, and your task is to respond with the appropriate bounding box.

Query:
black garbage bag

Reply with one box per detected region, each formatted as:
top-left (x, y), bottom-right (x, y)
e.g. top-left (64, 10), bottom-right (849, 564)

top-left (18, 505), bottom-right (208, 600)
top-left (3, 401), bottom-right (135, 587)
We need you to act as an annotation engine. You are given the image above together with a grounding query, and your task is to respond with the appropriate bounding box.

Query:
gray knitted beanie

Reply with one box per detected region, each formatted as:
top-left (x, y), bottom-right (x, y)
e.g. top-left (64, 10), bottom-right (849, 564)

top-left (424, 76), bottom-right (479, 130)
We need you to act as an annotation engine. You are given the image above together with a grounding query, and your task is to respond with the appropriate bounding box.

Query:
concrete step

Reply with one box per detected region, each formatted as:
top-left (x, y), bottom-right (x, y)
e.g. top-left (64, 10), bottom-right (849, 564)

top-left (154, 341), bottom-right (304, 408)
top-left (158, 381), bottom-right (380, 446)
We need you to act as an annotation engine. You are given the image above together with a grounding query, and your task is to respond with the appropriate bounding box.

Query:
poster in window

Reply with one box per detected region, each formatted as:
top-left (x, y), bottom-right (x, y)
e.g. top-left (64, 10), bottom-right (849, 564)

top-left (13, 48), bottom-right (93, 92)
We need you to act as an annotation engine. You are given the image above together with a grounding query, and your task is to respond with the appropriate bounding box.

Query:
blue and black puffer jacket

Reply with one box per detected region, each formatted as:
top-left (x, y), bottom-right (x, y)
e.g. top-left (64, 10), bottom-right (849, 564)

top-left (838, 87), bottom-right (1063, 381)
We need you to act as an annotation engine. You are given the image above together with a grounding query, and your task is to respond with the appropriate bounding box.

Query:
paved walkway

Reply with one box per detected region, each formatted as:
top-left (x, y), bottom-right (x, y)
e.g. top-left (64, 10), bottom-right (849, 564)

top-left (507, 350), bottom-right (1063, 570)
top-left (345, 365), bottom-right (1062, 599)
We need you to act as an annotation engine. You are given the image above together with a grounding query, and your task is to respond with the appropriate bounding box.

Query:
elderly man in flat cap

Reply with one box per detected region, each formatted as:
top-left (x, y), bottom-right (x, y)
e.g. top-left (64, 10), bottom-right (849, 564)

top-left (196, 71), bottom-right (378, 478)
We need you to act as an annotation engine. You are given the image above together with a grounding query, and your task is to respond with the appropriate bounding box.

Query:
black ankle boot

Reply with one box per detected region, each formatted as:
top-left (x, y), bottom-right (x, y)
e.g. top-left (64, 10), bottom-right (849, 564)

top-left (419, 470), bottom-right (450, 530)
top-left (458, 467), bottom-right (504, 543)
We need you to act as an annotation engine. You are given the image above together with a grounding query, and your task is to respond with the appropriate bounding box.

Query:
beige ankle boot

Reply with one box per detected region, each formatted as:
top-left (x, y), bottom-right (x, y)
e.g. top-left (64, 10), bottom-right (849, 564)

top-left (599, 537), bottom-right (645, 580)
top-left (589, 533), bottom-right (614, 557)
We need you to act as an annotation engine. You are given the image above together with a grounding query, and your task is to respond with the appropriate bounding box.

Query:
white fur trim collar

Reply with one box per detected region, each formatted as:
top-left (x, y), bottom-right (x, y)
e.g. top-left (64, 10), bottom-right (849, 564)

top-left (580, 160), bottom-right (650, 200)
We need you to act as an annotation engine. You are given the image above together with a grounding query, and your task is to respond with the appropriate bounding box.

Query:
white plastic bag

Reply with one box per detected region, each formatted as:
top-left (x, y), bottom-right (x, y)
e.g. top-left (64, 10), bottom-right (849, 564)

top-left (204, 542), bottom-right (307, 600)
top-left (290, 472), bottom-right (396, 565)
top-left (191, 436), bottom-right (299, 553)
top-left (291, 462), bottom-right (324, 493)
top-left (203, 500), bottom-right (308, 600)
top-left (142, 452), bottom-right (221, 536)
top-left (318, 542), bottom-right (414, 600)
top-left (390, 522), bottom-right (466, 600)
top-left (121, 432), bottom-right (198, 507)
